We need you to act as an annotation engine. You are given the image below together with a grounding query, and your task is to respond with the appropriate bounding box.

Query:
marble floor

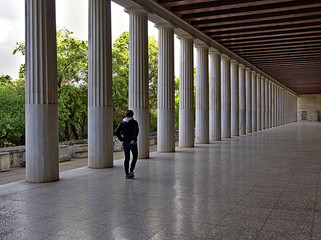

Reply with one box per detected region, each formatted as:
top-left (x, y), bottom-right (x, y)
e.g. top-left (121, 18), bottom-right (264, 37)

top-left (0, 122), bottom-right (321, 240)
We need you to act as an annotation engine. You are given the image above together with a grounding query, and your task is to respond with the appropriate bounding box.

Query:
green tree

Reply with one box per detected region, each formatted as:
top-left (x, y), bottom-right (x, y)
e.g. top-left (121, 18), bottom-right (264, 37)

top-left (0, 75), bottom-right (25, 147)
top-left (13, 28), bottom-right (88, 87)
top-left (112, 31), bottom-right (159, 131)
top-left (13, 28), bottom-right (89, 142)
top-left (112, 31), bottom-right (129, 130)
top-left (58, 84), bottom-right (88, 141)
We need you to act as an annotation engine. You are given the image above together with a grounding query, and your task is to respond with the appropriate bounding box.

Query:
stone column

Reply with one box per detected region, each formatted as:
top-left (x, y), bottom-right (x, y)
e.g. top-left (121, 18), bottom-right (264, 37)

top-left (127, 7), bottom-right (149, 158)
top-left (277, 86), bottom-right (281, 126)
top-left (156, 23), bottom-right (175, 152)
top-left (25, 0), bottom-right (59, 182)
top-left (221, 55), bottom-right (231, 138)
top-left (265, 78), bottom-right (269, 129)
top-left (261, 77), bottom-right (265, 130)
top-left (88, 0), bottom-right (113, 169)
top-left (257, 74), bottom-right (261, 131)
top-left (195, 41), bottom-right (209, 144)
top-left (251, 71), bottom-right (257, 132)
top-left (178, 34), bottom-right (194, 147)
top-left (272, 83), bottom-right (275, 127)
top-left (246, 68), bottom-right (252, 133)
top-left (269, 80), bottom-right (272, 128)
top-left (231, 60), bottom-right (239, 136)
top-left (275, 86), bottom-right (278, 126)
top-left (238, 64), bottom-right (246, 135)
top-left (209, 49), bottom-right (221, 141)
top-left (273, 84), bottom-right (277, 127)
top-left (280, 87), bottom-right (284, 126)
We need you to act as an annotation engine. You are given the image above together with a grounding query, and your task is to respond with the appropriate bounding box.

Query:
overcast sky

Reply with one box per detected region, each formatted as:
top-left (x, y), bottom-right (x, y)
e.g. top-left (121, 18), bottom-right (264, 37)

top-left (0, 0), bottom-right (167, 80)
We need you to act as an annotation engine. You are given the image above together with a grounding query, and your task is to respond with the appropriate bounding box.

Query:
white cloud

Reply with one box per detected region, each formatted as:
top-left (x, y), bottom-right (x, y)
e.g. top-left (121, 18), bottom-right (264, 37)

top-left (0, 0), bottom-right (178, 79)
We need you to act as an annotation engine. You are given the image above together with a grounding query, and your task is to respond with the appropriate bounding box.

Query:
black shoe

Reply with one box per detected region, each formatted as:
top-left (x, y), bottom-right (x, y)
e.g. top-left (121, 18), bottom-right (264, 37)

top-left (125, 174), bottom-right (130, 179)
top-left (128, 172), bottom-right (135, 178)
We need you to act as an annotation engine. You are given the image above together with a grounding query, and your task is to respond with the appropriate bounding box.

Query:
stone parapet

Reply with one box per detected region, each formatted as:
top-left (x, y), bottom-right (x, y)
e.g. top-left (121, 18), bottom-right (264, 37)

top-left (0, 152), bottom-right (10, 171)
top-left (0, 132), bottom-right (178, 169)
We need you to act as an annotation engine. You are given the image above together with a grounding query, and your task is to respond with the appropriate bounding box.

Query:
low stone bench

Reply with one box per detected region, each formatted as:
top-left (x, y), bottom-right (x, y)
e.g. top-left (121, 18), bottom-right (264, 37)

top-left (0, 152), bottom-right (11, 171)
top-left (72, 144), bottom-right (88, 158)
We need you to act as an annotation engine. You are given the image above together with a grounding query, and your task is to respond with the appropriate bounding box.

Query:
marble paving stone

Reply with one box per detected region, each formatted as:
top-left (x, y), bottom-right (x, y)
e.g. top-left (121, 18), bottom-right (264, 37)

top-left (156, 220), bottom-right (216, 239)
top-left (210, 225), bottom-right (260, 240)
top-left (262, 218), bottom-right (312, 236)
top-left (237, 194), bottom-right (279, 208)
top-left (150, 231), bottom-right (203, 240)
top-left (258, 230), bottom-right (313, 240)
top-left (275, 192), bottom-right (316, 211)
top-left (1, 122), bottom-right (321, 239)
top-left (118, 215), bottom-right (171, 236)
top-left (312, 212), bottom-right (321, 237)
top-left (54, 222), bottom-right (113, 240)
top-left (31, 217), bottom-right (82, 235)
top-left (105, 226), bottom-right (154, 240)
top-left (269, 208), bottom-right (314, 222)
top-left (219, 205), bottom-right (272, 229)
top-left (52, 207), bottom-right (102, 221)
top-left (0, 228), bottom-right (50, 240)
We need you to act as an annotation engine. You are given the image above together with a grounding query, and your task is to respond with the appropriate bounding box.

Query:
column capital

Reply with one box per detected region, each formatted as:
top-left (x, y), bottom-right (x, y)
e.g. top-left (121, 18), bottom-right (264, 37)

top-left (176, 33), bottom-right (194, 40)
top-left (239, 64), bottom-right (246, 69)
top-left (245, 67), bottom-right (251, 71)
top-left (194, 39), bottom-right (208, 48)
top-left (155, 21), bottom-right (175, 30)
top-left (231, 59), bottom-right (239, 65)
top-left (221, 54), bottom-right (230, 61)
top-left (125, 6), bottom-right (149, 15)
top-left (209, 48), bottom-right (221, 55)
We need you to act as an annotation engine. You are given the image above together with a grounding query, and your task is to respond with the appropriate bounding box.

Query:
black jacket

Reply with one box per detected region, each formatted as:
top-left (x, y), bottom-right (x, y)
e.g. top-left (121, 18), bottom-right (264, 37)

top-left (115, 118), bottom-right (139, 142)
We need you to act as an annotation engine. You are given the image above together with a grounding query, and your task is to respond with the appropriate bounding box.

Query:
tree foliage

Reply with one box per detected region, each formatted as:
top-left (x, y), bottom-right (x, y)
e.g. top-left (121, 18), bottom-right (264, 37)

top-left (0, 75), bottom-right (25, 147)
top-left (3, 29), bottom-right (161, 146)
top-left (112, 31), bottom-right (159, 131)
top-left (12, 28), bottom-right (89, 143)
top-left (13, 28), bottom-right (88, 87)
top-left (58, 85), bottom-right (87, 141)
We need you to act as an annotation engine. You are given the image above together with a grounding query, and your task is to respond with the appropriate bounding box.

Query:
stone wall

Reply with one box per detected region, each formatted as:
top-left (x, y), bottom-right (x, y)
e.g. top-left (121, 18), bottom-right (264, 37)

top-left (297, 94), bottom-right (321, 121)
top-left (0, 132), bottom-right (179, 170)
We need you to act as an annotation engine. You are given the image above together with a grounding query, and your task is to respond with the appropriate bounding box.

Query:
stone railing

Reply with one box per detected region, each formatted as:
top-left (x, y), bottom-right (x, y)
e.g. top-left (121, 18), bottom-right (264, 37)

top-left (0, 131), bottom-right (178, 171)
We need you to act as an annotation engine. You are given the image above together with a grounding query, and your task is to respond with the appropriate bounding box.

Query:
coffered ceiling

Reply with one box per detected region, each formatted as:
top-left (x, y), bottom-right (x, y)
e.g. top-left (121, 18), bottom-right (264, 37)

top-left (157, 0), bottom-right (321, 94)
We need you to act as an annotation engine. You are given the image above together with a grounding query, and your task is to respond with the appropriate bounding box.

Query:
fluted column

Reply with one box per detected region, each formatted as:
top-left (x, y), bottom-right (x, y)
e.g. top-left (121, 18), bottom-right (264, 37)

top-left (25, 0), bottom-right (58, 182)
top-left (261, 76), bottom-right (265, 130)
top-left (252, 71), bottom-right (257, 132)
top-left (156, 23), bottom-right (175, 152)
top-left (257, 74), bottom-right (261, 131)
top-left (127, 7), bottom-right (149, 158)
top-left (88, 0), bottom-right (113, 169)
top-left (178, 34), bottom-right (194, 147)
top-left (269, 80), bottom-right (272, 128)
top-left (221, 55), bottom-right (231, 138)
top-left (239, 64), bottom-right (246, 135)
top-left (246, 68), bottom-right (252, 133)
top-left (273, 83), bottom-right (276, 127)
top-left (195, 41), bottom-right (209, 143)
top-left (280, 87), bottom-right (283, 125)
top-left (209, 48), bottom-right (221, 141)
top-left (277, 86), bottom-right (281, 126)
top-left (276, 86), bottom-right (278, 126)
top-left (231, 60), bottom-right (239, 136)
top-left (265, 78), bottom-right (269, 129)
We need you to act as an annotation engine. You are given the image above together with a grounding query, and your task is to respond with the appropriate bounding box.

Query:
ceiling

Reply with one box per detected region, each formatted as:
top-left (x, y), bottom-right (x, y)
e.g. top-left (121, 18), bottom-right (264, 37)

top-left (157, 0), bottom-right (321, 94)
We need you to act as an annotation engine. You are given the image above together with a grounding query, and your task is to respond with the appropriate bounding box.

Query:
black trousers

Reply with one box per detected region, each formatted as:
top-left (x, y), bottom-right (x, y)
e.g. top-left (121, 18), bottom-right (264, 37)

top-left (123, 142), bottom-right (138, 174)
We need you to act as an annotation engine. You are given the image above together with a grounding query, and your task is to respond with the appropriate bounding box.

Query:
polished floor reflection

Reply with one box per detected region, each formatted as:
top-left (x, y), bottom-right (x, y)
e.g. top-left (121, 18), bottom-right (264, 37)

top-left (1, 122), bottom-right (321, 240)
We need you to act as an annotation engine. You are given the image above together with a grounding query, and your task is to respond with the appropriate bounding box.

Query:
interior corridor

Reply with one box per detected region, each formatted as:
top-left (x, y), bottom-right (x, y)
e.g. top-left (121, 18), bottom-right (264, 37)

top-left (0, 122), bottom-right (321, 240)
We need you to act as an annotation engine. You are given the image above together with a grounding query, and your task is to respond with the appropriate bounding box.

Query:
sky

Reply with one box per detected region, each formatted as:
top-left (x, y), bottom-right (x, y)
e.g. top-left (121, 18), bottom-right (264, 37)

top-left (0, 0), bottom-right (181, 80)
